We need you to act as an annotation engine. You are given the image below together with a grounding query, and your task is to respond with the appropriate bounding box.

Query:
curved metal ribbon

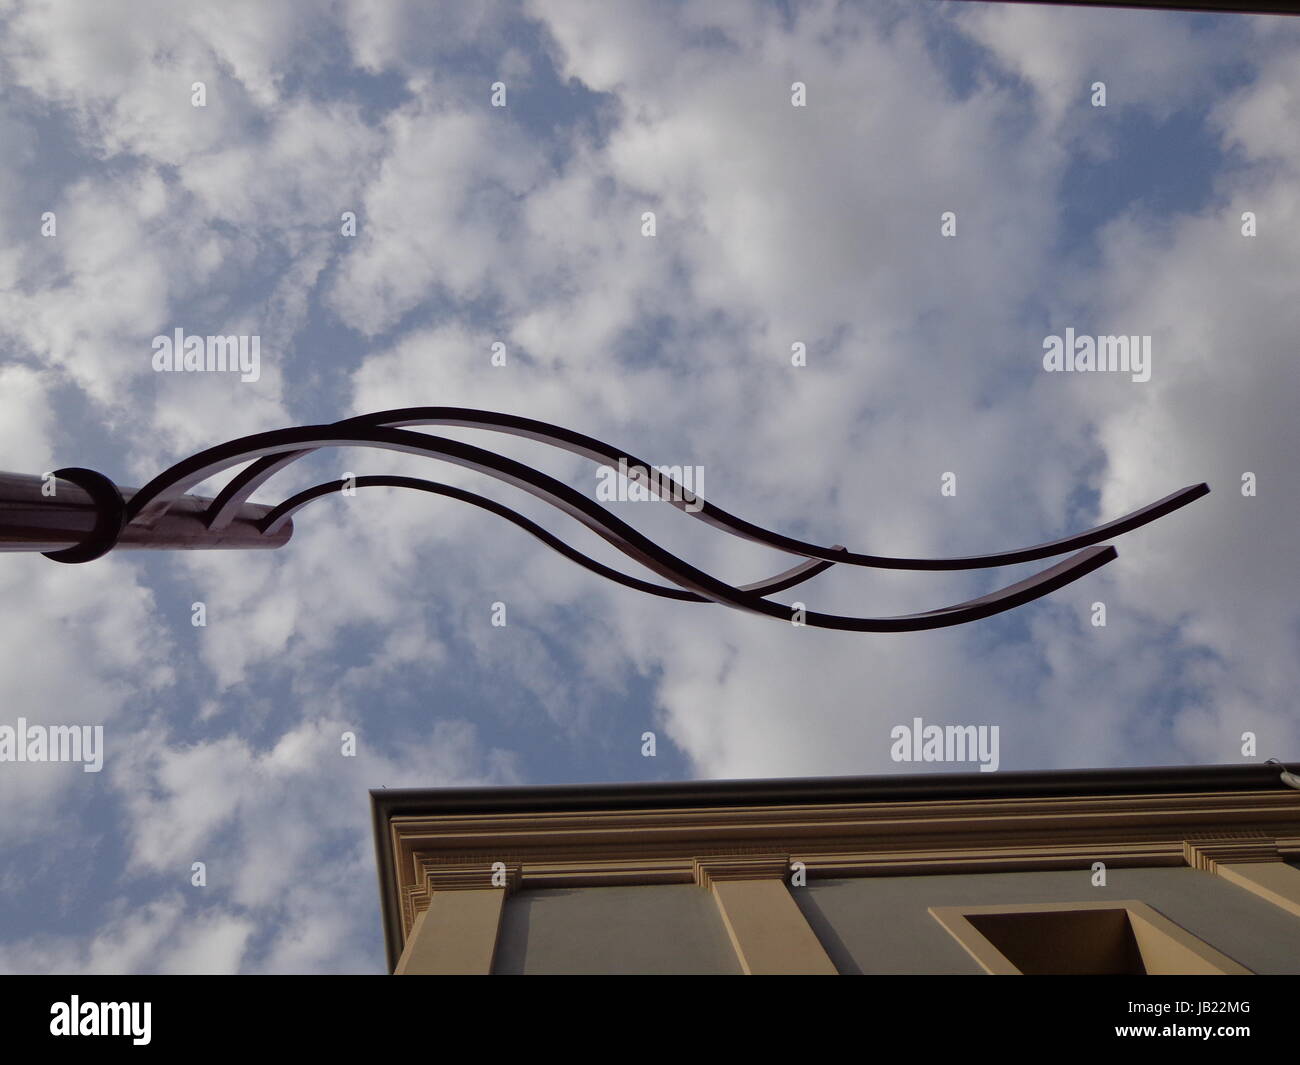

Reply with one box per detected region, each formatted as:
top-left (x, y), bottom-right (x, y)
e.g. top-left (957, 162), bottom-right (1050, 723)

top-left (119, 422), bottom-right (1124, 631)
top-left (191, 407), bottom-right (1209, 571)
top-left (261, 474), bottom-right (838, 602)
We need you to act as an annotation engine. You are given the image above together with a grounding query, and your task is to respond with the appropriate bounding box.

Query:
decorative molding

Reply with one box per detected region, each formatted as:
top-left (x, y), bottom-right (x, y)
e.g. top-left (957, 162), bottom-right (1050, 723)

top-left (421, 861), bottom-right (522, 890)
top-left (1184, 836), bottom-right (1281, 872)
top-left (694, 855), bottom-right (790, 887)
top-left (402, 861), bottom-right (520, 930)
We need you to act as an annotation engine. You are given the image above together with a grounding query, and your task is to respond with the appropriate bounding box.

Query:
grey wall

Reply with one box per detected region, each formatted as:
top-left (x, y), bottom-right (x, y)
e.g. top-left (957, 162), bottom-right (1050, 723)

top-left (494, 884), bottom-right (743, 975)
top-left (794, 866), bottom-right (1300, 974)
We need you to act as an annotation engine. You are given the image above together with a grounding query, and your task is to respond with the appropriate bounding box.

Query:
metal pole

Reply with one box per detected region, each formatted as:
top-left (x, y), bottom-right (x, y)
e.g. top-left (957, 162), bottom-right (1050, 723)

top-left (0, 471), bottom-right (292, 553)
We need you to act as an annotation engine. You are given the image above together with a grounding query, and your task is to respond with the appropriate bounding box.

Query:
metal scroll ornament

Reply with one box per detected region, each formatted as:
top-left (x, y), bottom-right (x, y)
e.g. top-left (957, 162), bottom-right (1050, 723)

top-left (23, 408), bottom-right (1208, 633)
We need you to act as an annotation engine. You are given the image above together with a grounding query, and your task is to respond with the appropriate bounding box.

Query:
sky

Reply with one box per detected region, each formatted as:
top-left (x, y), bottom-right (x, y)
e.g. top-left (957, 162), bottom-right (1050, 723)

top-left (0, 0), bottom-right (1297, 974)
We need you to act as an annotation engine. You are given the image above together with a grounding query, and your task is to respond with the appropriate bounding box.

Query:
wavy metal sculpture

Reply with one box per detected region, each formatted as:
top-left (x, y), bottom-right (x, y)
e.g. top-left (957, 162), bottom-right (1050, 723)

top-left (17, 407), bottom-right (1208, 632)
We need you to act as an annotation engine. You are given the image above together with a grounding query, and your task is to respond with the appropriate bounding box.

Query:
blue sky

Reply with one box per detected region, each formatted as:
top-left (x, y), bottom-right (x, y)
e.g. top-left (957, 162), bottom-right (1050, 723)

top-left (0, 0), bottom-right (1297, 973)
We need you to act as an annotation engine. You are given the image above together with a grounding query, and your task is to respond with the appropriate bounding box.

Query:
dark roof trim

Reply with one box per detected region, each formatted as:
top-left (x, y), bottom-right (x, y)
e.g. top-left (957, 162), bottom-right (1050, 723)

top-left (370, 761), bottom-right (1297, 971)
top-left (944, 0), bottom-right (1299, 16)
top-left (372, 762), bottom-right (1295, 817)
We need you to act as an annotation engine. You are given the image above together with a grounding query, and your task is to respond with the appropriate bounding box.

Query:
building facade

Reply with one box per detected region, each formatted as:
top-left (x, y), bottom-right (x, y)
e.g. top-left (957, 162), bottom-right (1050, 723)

top-left (371, 763), bottom-right (1300, 974)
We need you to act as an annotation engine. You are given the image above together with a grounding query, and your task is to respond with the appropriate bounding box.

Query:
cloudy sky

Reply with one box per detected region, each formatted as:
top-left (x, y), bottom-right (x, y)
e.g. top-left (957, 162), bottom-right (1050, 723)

top-left (0, 0), bottom-right (1297, 974)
